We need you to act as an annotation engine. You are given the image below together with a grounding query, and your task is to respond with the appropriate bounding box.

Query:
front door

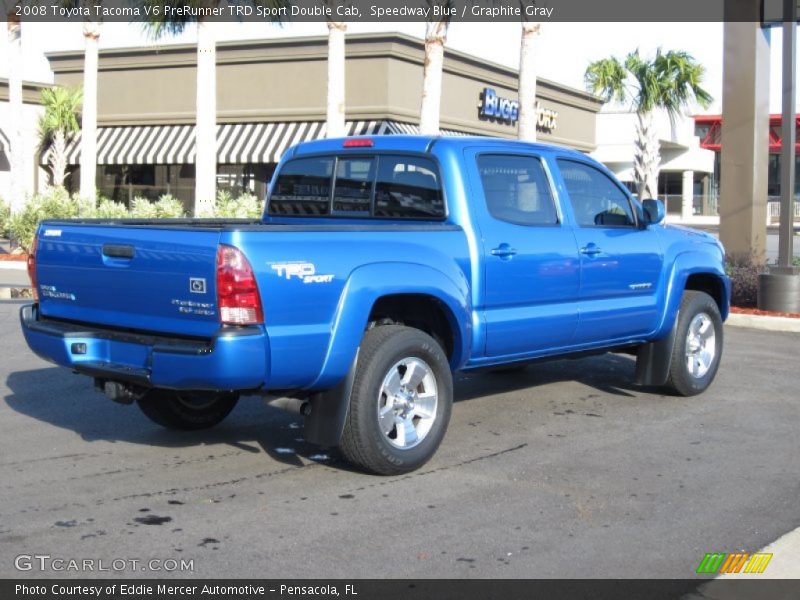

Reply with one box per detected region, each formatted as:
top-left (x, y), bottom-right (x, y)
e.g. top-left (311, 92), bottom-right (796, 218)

top-left (555, 158), bottom-right (664, 345)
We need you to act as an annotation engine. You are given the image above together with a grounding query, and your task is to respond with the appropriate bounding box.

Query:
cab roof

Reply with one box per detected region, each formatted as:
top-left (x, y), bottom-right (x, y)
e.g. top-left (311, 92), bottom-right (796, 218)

top-left (287, 135), bottom-right (587, 160)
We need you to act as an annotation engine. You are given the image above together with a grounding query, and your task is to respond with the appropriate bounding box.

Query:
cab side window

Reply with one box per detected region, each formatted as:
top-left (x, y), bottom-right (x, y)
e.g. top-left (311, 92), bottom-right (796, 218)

top-left (477, 154), bottom-right (559, 226)
top-left (557, 159), bottom-right (636, 227)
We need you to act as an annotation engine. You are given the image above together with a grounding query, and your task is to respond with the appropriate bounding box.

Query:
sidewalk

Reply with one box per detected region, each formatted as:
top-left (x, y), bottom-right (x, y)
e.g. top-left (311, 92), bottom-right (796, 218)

top-left (0, 238), bottom-right (31, 297)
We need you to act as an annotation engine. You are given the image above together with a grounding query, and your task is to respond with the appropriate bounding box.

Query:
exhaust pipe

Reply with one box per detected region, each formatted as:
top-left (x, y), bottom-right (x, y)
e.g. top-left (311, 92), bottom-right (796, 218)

top-left (262, 395), bottom-right (311, 416)
top-left (95, 379), bottom-right (146, 405)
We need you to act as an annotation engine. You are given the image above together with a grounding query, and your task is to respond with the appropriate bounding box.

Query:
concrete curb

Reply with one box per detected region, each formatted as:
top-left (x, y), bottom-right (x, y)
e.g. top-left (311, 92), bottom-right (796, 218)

top-left (0, 261), bottom-right (27, 271)
top-left (726, 312), bottom-right (800, 333)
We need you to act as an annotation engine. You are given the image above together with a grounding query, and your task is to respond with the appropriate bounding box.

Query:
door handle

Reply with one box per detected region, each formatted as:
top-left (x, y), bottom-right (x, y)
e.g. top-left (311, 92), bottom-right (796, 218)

top-left (580, 244), bottom-right (602, 257)
top-left (491, 244), bottom-right (518, 259)
top-left (102, 244), bottom-right (135, 259)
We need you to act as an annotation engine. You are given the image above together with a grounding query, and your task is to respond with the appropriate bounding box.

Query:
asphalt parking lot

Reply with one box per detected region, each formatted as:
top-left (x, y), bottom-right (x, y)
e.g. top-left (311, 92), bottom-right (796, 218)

top-left (0, 299), bottom-right (798, 579)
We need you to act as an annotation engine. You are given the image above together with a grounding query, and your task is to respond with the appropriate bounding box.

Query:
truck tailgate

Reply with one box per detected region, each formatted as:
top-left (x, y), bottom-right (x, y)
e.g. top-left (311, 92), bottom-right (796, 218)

top-left (35, 223), bottom-right (222, 337)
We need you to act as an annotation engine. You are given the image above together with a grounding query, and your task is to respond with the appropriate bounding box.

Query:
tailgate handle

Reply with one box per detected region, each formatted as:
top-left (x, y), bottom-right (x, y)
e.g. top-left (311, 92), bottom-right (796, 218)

top-left (102, 244), bottom-right (135, 259)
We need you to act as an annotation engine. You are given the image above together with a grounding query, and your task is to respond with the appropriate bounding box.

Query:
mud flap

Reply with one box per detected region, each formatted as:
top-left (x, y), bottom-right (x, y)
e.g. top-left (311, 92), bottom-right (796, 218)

top-left (635, 318), bottom-right (678, 387)
top-left (303, 351), bottom-right (358, 447)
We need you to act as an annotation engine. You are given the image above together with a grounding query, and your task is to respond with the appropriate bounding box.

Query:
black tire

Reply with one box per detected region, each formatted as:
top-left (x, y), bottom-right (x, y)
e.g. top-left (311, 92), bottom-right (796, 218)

top-left (339, 325), bottom-right (453, 475)
top-left (137, 390), bottom-right (239, 431)
top-left (664, 291), bottom-right (723, 396)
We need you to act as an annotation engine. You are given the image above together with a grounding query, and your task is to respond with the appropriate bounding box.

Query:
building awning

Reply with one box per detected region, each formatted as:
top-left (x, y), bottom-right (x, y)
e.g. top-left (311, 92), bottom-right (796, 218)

top-left (44, 120), bottom-right (475, 166)
top-left (0, 128), bottom-right (9, 152)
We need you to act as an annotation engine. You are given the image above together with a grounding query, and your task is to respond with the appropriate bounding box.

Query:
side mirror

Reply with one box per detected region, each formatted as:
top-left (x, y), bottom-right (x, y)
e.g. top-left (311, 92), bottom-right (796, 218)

top-left (641, 199), bottom-right (665, 225)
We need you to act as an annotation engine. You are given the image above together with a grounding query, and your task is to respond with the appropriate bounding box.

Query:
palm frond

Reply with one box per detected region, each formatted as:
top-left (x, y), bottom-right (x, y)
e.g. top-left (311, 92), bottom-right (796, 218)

top-left (585, 57), bottom-right (627, 103)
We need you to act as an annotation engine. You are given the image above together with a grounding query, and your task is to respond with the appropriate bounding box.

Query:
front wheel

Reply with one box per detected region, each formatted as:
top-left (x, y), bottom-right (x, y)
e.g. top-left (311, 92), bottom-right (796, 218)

top-left (339, 325), bottom-right (453, 475)
top-left (664, 291), bottom-right (723, 396)
top-left (137, 390), bottom-right (239, 430)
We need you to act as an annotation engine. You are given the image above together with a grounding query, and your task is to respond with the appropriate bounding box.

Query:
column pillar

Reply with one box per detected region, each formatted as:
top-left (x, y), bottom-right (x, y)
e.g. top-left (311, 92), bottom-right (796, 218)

top-left (702, 174), bottom-right (711, 215)
top-left (719, 20), bottom-right (771, 261)
top-left (681, 170), bottom-right (694, 221)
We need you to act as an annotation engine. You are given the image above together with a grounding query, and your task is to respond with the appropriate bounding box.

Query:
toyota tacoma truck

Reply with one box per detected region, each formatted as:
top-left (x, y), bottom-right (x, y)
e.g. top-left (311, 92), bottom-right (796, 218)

top-left (20, 136), bottom-right (730, 475)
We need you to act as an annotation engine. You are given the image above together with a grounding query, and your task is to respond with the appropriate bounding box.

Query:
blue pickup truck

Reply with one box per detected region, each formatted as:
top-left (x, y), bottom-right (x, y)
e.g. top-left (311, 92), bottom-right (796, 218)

top-left (21, 136), bottom-right (730, 475)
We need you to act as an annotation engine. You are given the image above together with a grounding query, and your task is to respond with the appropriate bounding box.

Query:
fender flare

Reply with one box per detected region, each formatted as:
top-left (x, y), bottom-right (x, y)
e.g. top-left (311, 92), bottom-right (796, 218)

top-left (303, 262), bottom-right (471, 447)
top-left (637, 251), bottom-right (729, 386)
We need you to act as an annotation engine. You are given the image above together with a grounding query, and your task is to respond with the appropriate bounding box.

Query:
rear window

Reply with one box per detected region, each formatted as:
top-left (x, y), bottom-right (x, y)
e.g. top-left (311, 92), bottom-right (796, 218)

top-left (268, 154), bottom-right (445, 219)
top-left (374, 156), bottom-right (444, 219)
top-left (269, 157), bottom-right (334, 216)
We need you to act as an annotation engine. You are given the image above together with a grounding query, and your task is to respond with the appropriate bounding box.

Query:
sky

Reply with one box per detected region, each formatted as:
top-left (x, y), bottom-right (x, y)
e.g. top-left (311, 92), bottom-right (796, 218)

top-left (1, 21), bottom-right (797, 115)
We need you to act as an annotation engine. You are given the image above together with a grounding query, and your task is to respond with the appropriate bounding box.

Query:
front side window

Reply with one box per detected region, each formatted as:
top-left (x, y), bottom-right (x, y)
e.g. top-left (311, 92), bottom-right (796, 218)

top-left (557, 159), bottom-right (636, 227)
top-left (269, 157), bottom-right (333, 216)
top-left (477, 154), bottom-right (558, 226)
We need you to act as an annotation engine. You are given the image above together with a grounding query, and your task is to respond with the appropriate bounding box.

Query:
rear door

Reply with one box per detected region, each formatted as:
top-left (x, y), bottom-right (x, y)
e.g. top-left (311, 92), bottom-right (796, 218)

top-left (35, 223), bottom-right (222, 337)
top-left (465, 149), bottom-right (581, 357)
top-left (555, 158), bottom-right (664, 344)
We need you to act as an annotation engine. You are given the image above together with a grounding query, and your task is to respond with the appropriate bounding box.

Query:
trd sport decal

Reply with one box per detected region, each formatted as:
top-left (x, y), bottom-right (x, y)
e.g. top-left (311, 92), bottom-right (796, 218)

top-left (269, 262), bottom-right (334, 284)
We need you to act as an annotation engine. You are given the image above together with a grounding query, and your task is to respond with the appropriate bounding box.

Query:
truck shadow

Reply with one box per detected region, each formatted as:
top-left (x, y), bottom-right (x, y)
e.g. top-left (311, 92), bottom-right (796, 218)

top-left (454, 352), bottom-right (649, 402)
top-left (4, 353), bottom-right (657, 470)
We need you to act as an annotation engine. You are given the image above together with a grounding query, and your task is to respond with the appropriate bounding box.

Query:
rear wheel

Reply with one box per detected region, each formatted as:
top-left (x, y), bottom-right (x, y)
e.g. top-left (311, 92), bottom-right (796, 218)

top-left (664, 291), bottom-right (723, 396)
top-left (339, 325), bottom-right (453, 475)
top-left (137, 390), bottom-right (239, 430)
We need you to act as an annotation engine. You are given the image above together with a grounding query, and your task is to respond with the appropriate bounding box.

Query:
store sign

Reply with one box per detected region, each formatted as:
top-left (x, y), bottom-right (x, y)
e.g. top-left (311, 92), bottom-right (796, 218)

top-left (478, 87), bottom-right (559, 133)
top-left (479, 88), bottom-right (519, 123)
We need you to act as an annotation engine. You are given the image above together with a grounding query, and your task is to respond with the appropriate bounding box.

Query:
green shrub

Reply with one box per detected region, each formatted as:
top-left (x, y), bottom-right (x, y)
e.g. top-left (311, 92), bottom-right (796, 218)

top-left (129, 194), bottom-right (186, 219)
top-left (7, 188), bottom-right (78, 253)
top-left (213, 190), bottom-right (263, 218)
top-left (153, 194), bottom-right (187, 218)
top-left (94, 198), bottom-right (129, 219)
top-left (0, 197), bottom-right (10, 238)
top-left (129, 197), bottom-right (159, 219)
top-left (726, 253), bottom-right (764, 308)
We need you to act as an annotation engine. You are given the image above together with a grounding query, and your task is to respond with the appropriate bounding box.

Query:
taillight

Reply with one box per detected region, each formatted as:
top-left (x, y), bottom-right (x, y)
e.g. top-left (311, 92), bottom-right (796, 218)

top-left (216, 244), bottom-right (263, 326)
top-left (27, 235), bottom-right (38, 301)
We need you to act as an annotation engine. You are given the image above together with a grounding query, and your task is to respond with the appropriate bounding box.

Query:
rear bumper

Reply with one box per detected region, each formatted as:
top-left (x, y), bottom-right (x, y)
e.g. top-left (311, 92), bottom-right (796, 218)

top-left (20, 304), bottom-right (269, 391)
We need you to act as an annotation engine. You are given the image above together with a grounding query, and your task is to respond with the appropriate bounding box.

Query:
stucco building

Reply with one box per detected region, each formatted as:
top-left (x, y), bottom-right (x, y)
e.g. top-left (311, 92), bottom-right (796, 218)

top-left (44, 33), bottom-right (603, 207)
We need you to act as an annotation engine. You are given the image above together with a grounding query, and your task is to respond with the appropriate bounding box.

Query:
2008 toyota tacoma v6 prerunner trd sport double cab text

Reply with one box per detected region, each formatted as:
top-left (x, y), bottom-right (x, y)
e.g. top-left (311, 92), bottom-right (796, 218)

top-left (21, 136), bottom-right (730, 475)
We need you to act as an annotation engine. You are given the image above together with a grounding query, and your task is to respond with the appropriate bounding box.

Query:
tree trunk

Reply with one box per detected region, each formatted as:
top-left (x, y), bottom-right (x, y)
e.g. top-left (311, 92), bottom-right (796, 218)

top-left (419, 19), bottom-right (447, 135)
top-left (194, 20), bottom-right (217, 217)
top-left (49, 129), bottom-right (68, 188)
top-left (326, 21), bottom-right (346, 138)
top-left (634, 110), bottom-right (660, 200)
top-left (80, 19), bottom-right (100, 204)
top-left (517, 22), bottom-right (540, 142)
top-left (7, 15), bottom-right (24, 213)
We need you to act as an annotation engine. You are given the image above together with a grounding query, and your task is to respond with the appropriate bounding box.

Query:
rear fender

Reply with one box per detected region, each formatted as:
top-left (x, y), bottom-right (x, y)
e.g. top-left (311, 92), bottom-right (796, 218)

top-left (308, 262), bottom-right (471, 391)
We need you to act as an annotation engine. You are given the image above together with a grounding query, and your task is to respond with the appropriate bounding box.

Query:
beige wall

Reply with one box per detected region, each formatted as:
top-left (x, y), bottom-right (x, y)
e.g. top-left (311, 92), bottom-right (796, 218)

top-left (47, 33), bottom-right (602, 152)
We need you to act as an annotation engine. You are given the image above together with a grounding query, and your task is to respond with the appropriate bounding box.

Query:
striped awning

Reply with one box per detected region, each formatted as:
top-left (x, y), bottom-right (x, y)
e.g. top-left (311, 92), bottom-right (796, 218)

top-left (45, 119), bottom-right (475, 166)
top-left (0, 128), bottom-right (9, 152)
top-left (382, 121), bottom-right (473, 137)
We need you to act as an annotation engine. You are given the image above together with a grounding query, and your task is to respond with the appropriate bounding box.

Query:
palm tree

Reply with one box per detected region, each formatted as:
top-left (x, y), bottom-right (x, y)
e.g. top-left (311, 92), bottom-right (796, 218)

top-left (325, 16), bottom-right (346, 138)
top-left (5, 8), bottom-right (23, 213)
top-left (39, 86), bottom-right (83, 188)
top-left (517, 20), bottom-right (540, 142)
top-left (80, 11), bottom-right (101, 203)
top-left (142, 0), bottom-right (286, 217)
top-left (418, 1), bottom-right (453, 135)
top-left (585, 49), bottom-right (712, 200)
top-left (142, 6), bottom-right (216, 216)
